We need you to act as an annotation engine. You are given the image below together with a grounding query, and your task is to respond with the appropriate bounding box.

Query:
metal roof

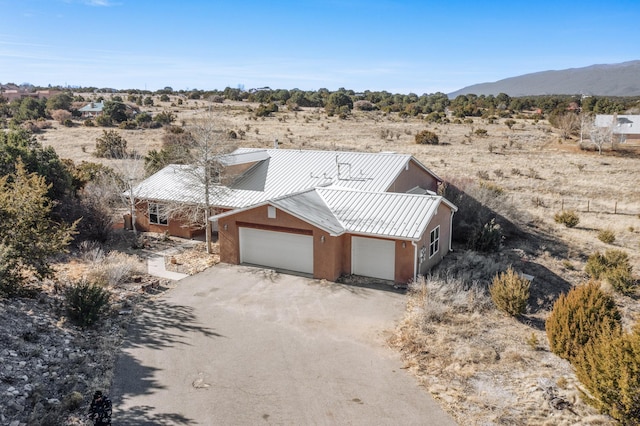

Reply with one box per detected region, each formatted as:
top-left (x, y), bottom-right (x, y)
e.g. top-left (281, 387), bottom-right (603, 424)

top-left (595, 114), bottom-right (640, 135)
top-left (214, 186), bottom-right (457, 241)
top-left (229, 148), bottom-right (417, 194)
top-left (316, 187), bottom-right (452, 240)
top-left (78, 102), bottom-right (104, 112)
top-left (130, 148), bottom-right (442, 209)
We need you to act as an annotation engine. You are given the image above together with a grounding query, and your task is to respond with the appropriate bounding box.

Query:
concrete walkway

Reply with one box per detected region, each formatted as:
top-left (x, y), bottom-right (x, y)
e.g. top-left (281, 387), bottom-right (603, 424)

top-left (144, 246), bottom-right (191, 281)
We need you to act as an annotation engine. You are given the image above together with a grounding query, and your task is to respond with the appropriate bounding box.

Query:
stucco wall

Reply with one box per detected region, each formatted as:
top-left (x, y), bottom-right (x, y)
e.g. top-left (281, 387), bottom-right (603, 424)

top-left (133, 200), bottom-right (204, 239)
top-left (217, 205), bottom-right (346, 281)
top-left (386, 159), bottom-right (440, 193)
top-left (417, 203), bottom-right (454, 275)
top-left (218, 201), bottom-right (454, 284)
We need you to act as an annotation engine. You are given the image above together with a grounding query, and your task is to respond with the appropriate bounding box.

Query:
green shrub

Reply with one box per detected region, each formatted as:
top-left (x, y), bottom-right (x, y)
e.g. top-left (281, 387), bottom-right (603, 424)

top-left (585, 249), bottom-right (636, 293)
top-left (554, 210), bottom-right (579, 228)
top-left (159, 94), bottom-right (170, 102)
top-left (154, 110), bottom-right (175, 125)
top-left (64, 278), bottom-right (111, 327)
top-left (489, 267), bottom-right (530, 316)
top-left (255, 102), bottom-right (278, 117)
top-left (84, 119), bottom-right (95, 127)
top-left (526, 332), bottom-right (541, 350)
top-left (545, 281), bottom-right (621, 363)
top-left (573, 323), bottom-right (640, 424)
top-left (597, 228), bottom-right (616, 244)
top-left (605, 265), bottom-right (635, 294)
top-left (474, 128), bottom-right (488, 137)
top-left (94, 114), bottom-right (112, 127)
top-left (467, 218), bottom-right (502, 252)
top-left (63, 391), bottom-right (84, 411)
top-left (95, 130), bottom-right (127, 158)
top-left (118, 120), bottom-right (137, 130)
top-left (415, 130), bottom-right (439, 145)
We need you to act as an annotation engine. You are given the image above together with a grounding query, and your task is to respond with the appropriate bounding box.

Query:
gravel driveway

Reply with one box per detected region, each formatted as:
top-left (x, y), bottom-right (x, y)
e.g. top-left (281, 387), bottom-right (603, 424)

top-left (111, 264), bottom-right (456, 425)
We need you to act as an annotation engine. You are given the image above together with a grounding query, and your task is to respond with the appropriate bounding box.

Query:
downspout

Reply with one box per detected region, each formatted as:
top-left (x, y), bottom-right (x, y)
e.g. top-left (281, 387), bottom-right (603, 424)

top-left (449, 210), bottom-right (455, 252)
top-left (412, 241), bottom-right (418, 282)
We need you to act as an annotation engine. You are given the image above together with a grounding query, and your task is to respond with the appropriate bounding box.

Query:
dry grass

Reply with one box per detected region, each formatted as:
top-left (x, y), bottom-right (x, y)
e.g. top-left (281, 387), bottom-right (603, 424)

top-left (390, 274), bottom-right (611, 425)
top-left (40, 95), bottom-right (640, 425)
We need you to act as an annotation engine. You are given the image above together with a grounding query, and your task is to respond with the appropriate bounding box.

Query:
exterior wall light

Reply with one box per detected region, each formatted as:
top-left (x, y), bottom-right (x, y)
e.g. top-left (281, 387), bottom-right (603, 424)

top-left (320, 236), bottom-right (325, 243)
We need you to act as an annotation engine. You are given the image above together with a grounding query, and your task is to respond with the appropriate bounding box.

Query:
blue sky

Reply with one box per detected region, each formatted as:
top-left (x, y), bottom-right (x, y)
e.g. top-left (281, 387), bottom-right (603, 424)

top-left (1, 0), bottom-right (639, 94)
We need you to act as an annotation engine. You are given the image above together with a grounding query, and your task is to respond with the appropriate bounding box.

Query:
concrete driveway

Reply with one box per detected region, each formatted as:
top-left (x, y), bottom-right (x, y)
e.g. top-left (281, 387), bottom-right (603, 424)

top-left (111, 264), bottom-right (456, 425)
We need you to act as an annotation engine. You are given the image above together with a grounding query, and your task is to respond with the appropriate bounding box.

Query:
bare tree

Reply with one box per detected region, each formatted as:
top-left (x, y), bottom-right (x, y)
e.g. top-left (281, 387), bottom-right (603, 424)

top-left (103, 137), bottom-right (146, 238)
top-left (554, 112), bottom-right (579, 139)
top-left (586, 116), bottom-right (613, 155)
top-left (172, 112), bottom-right (236, 253)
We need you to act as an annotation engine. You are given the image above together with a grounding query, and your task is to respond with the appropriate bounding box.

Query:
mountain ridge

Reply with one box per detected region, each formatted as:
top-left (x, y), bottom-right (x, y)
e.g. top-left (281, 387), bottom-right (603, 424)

top-left (448, 60), bottom-right (640, 98)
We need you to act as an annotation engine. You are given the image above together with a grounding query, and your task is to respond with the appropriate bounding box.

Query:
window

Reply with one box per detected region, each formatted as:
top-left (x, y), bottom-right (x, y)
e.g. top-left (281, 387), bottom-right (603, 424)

top-left (429, 226), bottom-right (440, 258)
top-left (149, 203), bottom-right (168, 225)
top-left (267, 205), bottom-right (276, 219)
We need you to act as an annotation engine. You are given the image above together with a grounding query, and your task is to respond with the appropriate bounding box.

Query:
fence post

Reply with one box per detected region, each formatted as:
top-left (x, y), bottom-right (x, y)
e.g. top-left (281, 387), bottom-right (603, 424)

top-left (614, 201), bottom-right (617, 215)
top-left (587, 200), bottom-right (590, 212)
top-left (561, 199), bottom-right (564, 211)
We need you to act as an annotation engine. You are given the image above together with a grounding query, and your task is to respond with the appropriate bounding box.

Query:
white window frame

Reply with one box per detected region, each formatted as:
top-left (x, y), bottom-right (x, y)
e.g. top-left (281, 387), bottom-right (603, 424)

top-left (429, 226), bottom-right (440, 258)
top-left (149, 202), bottom-right (168, 226)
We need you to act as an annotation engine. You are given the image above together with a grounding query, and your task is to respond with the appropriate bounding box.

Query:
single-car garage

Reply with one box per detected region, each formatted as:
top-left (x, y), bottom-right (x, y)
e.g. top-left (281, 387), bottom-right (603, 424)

top-left (351, 236), bottom-right (395, 281)
top-left (239, 227), bottom-right (314, 274)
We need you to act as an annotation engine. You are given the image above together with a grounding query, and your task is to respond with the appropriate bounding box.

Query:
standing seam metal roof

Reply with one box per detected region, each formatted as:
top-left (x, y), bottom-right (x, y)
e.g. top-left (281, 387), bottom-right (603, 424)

top-left (266, 186), bottom-right (449, 240)
top-left (130, 148), bottom-right (438, 209)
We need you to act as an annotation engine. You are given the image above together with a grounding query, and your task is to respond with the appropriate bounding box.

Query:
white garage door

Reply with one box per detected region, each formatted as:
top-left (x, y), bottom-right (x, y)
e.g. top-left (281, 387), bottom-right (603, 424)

top-left (351, 236), bottom-right (395, 281)
top-left (239, 227), bottom-right (313, 274)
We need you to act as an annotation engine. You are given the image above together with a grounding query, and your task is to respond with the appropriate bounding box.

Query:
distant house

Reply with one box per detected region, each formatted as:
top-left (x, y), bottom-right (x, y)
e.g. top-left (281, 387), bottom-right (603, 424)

top-left (128, 148), bottom-right (457, 284)
top-left (78, 102), bottom-right (104, 118)
top-left (0, 85), bottom-right (61, 102)
top-left (594, 114), bottom-right (640, 143)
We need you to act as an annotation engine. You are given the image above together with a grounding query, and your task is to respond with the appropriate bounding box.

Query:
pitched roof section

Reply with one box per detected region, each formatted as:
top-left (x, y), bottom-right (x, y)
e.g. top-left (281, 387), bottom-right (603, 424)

top-left (214, 186), bottom-right (457, 241)
top-left (131, 148), bottom-right (442, 209)
top-left (78, 102), bottom-right (104, 112)
top-left (131, 164), bottom-right (206, 204)
top-left (228, 148), bottom-right (424, 195)
top-left (595, 114), bottom-right (640, 135)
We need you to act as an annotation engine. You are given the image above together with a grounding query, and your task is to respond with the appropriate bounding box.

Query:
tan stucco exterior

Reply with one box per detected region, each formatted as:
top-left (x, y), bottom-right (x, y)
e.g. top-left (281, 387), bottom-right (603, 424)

top-left (217, 201), bottom-right (455, 284)
top-left (133, 200), bottom-right (205, 239)
top-left (386, 159), bottom-right (440, 193)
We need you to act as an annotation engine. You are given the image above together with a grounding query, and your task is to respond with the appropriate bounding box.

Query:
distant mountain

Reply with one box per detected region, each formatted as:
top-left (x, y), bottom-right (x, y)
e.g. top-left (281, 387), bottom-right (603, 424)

top-left (448, 60), bottom-right (640, 98)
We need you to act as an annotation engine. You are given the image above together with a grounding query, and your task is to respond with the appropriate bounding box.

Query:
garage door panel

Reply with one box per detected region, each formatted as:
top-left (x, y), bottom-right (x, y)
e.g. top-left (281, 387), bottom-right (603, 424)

top-left (352, 236), bottom-right (395, 281)
top-left (240, 227), bottom-right (313, 274)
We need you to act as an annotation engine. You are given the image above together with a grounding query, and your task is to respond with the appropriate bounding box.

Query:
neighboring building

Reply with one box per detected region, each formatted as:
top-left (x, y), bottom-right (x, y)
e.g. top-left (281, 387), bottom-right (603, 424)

top-left (129, 148), bottom-right (456, 284)
top-left (594, 114), bottom-right (640, 143)
top-left (78, 102), bottom-right (104, 118)
top-left (0, 85), bottom-right (61, 102)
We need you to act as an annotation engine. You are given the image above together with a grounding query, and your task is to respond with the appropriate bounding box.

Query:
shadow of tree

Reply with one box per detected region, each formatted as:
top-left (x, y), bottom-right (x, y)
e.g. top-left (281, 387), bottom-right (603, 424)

top-left (114, 404), bottom-right (196, 425)
top-left (125, 299), bottom-right (224, 350)
top-left (110, 297), bottom-right (224, 424)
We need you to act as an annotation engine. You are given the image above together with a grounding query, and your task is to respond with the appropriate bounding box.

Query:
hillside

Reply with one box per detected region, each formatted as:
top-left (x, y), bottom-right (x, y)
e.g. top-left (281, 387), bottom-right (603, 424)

top-left (449, 60), bottom-right (640, 97)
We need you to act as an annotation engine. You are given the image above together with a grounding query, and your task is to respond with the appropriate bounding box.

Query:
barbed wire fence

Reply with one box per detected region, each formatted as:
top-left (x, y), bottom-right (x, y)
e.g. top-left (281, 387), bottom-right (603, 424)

top-left (512, 194), bottom-right (639, 217)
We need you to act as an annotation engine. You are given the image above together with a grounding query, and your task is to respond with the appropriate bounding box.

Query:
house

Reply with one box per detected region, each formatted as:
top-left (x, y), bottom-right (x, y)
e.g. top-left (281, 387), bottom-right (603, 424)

top-left (78, 102), bottom-right (104, 118)
top-left (212, 186), bottom-right (456, 283)
top-left (594, 114), bottom-right (640, 143)
top-left (0, 85), bottom-right (61, 102)
top-left (129, 148), bottom-right (457, 283)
